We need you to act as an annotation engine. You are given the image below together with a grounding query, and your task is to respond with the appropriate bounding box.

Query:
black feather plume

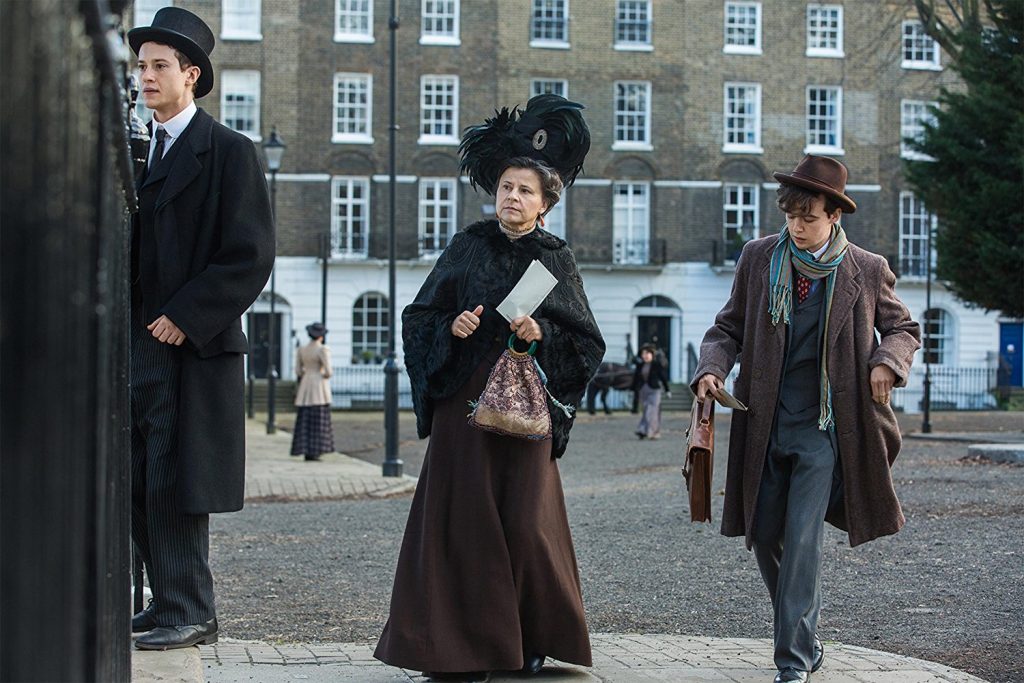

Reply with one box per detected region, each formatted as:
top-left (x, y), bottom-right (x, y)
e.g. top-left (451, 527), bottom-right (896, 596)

top-left (459, 95), bottom-right (591, 194)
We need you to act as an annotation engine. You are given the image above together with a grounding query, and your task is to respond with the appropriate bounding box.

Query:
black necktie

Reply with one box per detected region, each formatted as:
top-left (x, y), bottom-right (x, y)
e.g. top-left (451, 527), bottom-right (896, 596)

top-left (150, 126), bottom-right (167, 169)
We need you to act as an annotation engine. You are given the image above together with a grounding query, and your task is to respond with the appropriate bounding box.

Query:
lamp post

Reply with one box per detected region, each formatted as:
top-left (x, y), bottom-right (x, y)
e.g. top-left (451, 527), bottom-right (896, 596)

top-left (263, 127), bottom-right (285, 435)
top-left (922, 215), bottom-right (933, 433)
top-left (320, 232), bottom-right (329, 336)
top-left (382, 0), bottom-right (403, 477)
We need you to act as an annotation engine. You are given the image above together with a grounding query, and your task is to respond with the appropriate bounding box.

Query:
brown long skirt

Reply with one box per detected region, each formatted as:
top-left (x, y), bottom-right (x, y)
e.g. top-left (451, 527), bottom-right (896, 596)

top-left (374, 345), bottom-right (592, 673)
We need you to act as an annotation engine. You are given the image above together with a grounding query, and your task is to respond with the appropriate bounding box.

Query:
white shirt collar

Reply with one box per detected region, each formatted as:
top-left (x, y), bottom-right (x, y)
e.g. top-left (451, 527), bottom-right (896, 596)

top-left (153, 101), bottom-right (197, 140)
top-left (811, 240), bottom-right (830, 260)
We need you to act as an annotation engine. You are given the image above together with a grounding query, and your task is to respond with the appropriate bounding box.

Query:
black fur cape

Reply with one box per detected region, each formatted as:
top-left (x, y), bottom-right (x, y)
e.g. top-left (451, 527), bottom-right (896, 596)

top-left (402, 220), bottom-right (606, 458)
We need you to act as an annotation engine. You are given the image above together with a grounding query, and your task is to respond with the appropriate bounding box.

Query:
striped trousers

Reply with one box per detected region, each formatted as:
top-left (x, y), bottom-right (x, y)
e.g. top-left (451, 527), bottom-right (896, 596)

top-left (130, 306), bottom-right (215, 625)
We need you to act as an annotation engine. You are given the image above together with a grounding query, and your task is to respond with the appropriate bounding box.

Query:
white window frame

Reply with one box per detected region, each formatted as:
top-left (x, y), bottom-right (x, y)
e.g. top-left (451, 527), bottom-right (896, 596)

top-left (723, 82), bottom-right (762, 153)
top-left (724, 1), bottom-right (762, 55)
top-left (221, 0), bottom-right (262, 40)
top-left (612, 182), bottom-right (651, 265)
top-left (614, 0), bottom-right (653, 51)
top-left (418, 178), bottom-right (457, 257)
top-left (901, 20), bottom-right (941, 70)
top-left (723, 183), bottom-right (759, 262)
top-left (420, 0), bottom-right (460, 46)
top-left (543, 192), bottom-right (567, 240)
top-left (901, 99), bottom-right (938, 160)
top-left (418, 75), bottom-right (459, 146)
top-left (331, 176), bottom-right (371, 259)
top-left (220, 70), bottom-right (261, 141)
top-left (530, 0), bottom-right (570, 49)
top-left (613, 81), bottom-right (653, 151)
top-left (806, 4), bottom-right (843, 58)
top-left (531, 79), bottom-right (568, 98)
top-left (805, 86), bottom-right (844, 155)
top-left (351, 292), bottom-right (389, 364)
top-left (335, 0), bottom-right (374, 43)
top-left (898, 191), bottom-right (937, 281)
top-left (134, 0), bottom-right (171, 27)
top-left (332, 73), bottom-right (373, 144)
top-left (922, 308), bottom-right (955, 366)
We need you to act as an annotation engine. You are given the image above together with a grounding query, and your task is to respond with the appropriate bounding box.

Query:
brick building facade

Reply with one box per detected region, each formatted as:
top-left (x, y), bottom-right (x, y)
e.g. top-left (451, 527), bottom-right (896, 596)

top-left (132, 0), bottom-right (1003, 409)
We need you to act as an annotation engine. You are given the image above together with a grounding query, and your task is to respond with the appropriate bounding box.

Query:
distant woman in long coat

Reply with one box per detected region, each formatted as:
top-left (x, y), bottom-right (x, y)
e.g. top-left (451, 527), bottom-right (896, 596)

top-left (290, 322), bottom-right (334, 461)
top-left (375, 96), bottom-right (604, 682)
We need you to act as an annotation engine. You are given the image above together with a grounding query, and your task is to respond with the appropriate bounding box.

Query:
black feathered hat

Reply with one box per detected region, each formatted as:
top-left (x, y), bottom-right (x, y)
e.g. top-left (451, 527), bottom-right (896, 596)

top-left (459, 94), bottom-right (591, 194)
top-left (129, 7), bottom-right (215, 99)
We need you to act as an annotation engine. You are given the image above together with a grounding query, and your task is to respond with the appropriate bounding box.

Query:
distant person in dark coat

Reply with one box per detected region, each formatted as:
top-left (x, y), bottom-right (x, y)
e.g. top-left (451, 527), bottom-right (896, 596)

top-left (633, 344), bottom-right (670, 439)
top-left (127, 7), bottom-right (275, 651)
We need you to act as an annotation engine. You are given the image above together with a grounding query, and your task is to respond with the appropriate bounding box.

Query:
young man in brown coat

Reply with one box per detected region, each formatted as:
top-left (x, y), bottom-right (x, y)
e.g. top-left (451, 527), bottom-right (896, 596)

top-left (693, 156), bottom-right (921, 683)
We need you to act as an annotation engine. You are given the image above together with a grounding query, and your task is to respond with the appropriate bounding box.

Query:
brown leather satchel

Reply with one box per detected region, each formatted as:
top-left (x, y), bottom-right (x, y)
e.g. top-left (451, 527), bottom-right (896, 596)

top-left (682, 398), bottom-right (715, 523)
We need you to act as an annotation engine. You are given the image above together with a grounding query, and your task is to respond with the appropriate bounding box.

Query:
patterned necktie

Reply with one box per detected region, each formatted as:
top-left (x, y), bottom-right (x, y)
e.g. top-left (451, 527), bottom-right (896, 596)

top-left (796, 274), bottom-right (812, 304)
top-left (149, 126), bottom-right (167, 169)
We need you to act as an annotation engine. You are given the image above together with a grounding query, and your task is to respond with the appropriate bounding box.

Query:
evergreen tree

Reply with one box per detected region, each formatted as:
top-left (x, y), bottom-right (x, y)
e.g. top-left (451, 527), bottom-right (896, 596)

top-left (905, 0), bottom-right (1023, 317)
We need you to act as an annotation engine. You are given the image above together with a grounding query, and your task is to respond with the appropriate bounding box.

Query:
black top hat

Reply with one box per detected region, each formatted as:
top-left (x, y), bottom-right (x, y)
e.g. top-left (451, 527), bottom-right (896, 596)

top-left (306, 322), bottom-right (328, 339)
top-left (772, 155), bottom-right (857, 214)
top-left (129, 7), bottom-right (215, 99)
top-left (459, 94), bottom-right (591, 194)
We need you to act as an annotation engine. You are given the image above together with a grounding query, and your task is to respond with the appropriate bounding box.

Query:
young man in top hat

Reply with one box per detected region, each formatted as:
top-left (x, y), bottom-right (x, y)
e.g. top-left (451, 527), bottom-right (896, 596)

top-left (692, 155), bottom-right (920, 682)
top-left (127, 7), bottom-right (275, 650)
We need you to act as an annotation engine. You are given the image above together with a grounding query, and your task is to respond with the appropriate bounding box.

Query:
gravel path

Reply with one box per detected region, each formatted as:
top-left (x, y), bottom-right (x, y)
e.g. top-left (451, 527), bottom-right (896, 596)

top-left (211, 411), bottom-right (1024, 683)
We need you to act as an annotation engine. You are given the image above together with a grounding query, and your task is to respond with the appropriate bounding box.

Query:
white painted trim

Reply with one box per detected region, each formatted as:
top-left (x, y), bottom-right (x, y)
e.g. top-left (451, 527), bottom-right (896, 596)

top-left (614, 43), bottom-right (654, 52)
top-left (267, 173), bottom-right (331, 182)
top-left (420, 36), bottom-right (461, 46)
top-left (804, 145), bottom-right (845, 156)
top-left (759, 182), bottom-right (881, 192)
top-left (372, 175), bottom-right (418, 183)
top-left (653, 180), bottom-right (723, 188)
top-left (612, 142), bottom-right (654, 152)
top-left (572, 178), bottom-right (613, 186)
top-left (529, 40), bottom-right (571, 50)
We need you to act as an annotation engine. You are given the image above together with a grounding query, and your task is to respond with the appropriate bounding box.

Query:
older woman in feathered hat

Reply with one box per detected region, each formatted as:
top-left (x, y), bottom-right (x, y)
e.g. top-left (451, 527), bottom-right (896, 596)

top-left (374, 96), bottom-right (605, 681)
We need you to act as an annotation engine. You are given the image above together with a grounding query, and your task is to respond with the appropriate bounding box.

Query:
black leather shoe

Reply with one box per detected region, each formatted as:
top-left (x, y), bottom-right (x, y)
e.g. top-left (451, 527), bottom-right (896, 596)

top-left (521, 654), bottom-right (545, 675)
top-left (131, 600), bottom-right (159, 634)
top-left (425, 673), bottom-right (489, 682)
top-left (774, 668), bottom-right (808, 683)
top-left (812, 636), bottom-right (824, 673)
top-left (134, 617), bottom-right (218, 650)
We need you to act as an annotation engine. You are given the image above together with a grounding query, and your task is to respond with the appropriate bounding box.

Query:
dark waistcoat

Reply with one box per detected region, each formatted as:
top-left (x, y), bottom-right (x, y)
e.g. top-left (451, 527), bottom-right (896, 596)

top-left (779, 278), bottom-right (826, 414)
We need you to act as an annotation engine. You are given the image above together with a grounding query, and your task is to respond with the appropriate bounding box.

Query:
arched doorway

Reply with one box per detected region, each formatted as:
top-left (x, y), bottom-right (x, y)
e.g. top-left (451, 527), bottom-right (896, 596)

top-left (246, 291), bottom-right (292, 379)
top-left (632, 295), bottom-right (682, 381)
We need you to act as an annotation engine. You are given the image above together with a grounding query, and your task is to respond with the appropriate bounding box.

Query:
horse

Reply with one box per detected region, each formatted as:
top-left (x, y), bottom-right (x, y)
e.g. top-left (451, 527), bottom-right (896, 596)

top-left (586, 362), bottom-right (636, 414)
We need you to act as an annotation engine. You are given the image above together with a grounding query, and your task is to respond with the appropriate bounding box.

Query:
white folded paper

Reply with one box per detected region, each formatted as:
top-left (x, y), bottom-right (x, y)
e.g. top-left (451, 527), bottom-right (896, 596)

top-left (496, 259), bottom-right (559, 322)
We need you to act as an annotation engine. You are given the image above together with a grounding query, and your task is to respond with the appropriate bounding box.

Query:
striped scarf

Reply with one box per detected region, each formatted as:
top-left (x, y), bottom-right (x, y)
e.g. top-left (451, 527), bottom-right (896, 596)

top-left (768, 224), bottom-right (849, 431)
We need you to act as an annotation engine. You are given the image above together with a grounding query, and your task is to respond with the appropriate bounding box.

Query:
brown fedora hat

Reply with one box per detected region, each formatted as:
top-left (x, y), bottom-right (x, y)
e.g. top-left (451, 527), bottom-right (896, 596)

top-left (772, 155), bottom-right (857, 214)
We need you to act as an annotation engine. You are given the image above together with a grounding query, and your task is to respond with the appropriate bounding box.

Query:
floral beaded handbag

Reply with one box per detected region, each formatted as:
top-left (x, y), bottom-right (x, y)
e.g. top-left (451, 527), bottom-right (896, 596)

top-left (468, 334), bottom-right (574, 440)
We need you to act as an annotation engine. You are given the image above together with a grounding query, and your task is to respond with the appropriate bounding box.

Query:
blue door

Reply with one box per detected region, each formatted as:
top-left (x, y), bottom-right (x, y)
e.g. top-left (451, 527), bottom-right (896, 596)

top-left (998, 322), bottom-right (1023, 387)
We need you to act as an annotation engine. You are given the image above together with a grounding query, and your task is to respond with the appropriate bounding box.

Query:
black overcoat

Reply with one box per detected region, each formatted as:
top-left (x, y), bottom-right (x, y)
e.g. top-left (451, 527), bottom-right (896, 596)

top-left (403, 220), bottom-right (606, 458)
top-left (134, 108), bottom-right (275, 514)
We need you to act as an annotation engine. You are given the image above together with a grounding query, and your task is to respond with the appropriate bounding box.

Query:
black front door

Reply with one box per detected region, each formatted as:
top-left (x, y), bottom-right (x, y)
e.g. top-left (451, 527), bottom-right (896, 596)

top-left (638, 315), bottom-right (672, 373)
top-left (247, 312), bottom-right (284, 379)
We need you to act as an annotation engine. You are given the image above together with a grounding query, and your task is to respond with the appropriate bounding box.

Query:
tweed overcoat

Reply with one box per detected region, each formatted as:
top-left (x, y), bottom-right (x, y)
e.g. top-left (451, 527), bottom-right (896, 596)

top-left (692, 235), bottom-right (921, 548)
top-left (294, 341), bottom-right (333, 406)
top-left (134, 108), bottom-right (275, 514)
top-left (403, 220), bottom-right (606, 458)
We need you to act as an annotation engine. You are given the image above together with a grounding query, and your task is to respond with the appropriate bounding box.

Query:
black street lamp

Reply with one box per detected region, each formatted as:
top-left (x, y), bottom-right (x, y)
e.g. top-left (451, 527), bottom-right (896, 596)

top-left (263, 126), bottom-right (285, 435)
top-left (382, 0), bottom-right (403, 477)
top-left (922, 216), bottom-right (933, 433)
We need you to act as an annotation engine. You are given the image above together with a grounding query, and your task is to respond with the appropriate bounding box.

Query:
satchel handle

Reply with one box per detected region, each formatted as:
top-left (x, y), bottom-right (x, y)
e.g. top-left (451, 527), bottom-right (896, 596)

top-left (698, 398), bottom-right (713, 423)
top-left (507, 333), bottom-right (538, 357)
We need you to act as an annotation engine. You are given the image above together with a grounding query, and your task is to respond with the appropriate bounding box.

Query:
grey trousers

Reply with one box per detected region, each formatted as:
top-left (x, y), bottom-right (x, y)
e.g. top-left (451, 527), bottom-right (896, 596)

top-left (130, 307), bottom-right (216, 625)
top-left (751, 404), bottom-right (837, 672)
